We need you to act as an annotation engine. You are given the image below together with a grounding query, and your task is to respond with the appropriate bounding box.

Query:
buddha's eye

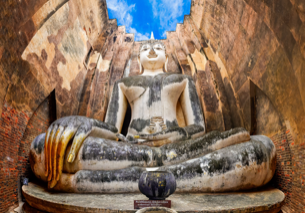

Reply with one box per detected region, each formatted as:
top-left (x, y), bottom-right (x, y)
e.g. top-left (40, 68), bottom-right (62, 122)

top-left (141, 46), bottom-right (150, 51)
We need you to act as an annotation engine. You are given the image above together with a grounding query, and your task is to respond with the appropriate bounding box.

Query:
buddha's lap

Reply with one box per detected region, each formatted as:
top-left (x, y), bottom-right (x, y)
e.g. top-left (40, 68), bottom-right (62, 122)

top-left (30, 133), bottom-right (276, 192)
top-left (30, 129), bottom-right (249, 173)
top-left (31, 133), bottom-right (276, 168)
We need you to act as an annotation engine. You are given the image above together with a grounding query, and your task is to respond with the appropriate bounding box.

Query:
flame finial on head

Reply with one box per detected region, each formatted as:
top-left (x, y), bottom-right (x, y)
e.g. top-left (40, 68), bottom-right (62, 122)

top-left (151, 32), bottom-right (155, 40)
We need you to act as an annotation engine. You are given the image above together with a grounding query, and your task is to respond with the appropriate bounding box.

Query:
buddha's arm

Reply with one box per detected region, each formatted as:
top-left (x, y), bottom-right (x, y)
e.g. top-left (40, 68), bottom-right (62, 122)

top-left (104, 81), bottom-right (128, 134)
top-left (45, 81), bottom-right (127, 188)
top-left (179, 76), bottom-right (206, 138)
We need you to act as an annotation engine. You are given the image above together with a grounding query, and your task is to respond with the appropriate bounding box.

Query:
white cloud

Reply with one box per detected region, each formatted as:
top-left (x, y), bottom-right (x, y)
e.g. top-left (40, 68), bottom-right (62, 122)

top-left (107, 0), bottom-right (150, 41)
top-left (136, 32), bottom-right (150, 41)
top-left (149, 0), bottom-right (186, 37)
top-left (107, 0), bottom-right (188, 40)
top-left (106, 0), bottom-right (135, 27)
top-left (129, 27), bottom-right (150, 41)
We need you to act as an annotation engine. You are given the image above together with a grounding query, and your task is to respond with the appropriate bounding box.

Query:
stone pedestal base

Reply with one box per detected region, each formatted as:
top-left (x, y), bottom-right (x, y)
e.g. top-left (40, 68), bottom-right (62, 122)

top-left (22, 182), bottom-right (285, 213)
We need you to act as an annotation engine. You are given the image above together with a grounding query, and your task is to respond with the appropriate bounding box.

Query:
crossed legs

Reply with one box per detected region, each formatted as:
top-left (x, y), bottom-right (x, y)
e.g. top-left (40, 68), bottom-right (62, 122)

top-left (30, 128), bottom-right (276, 193)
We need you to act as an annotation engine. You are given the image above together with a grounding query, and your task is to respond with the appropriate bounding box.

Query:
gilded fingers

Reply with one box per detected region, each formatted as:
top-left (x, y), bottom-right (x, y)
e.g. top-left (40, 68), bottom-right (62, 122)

top-left (48, 126), bottom-right (58, 181)
top-left (46, 125), bottom-right (77, 188)
top-left (44, 117), bottom-right (97, 188)
top-left (44, 126), bottom-right (52, 177)
top-left (66, 120), bottom-right (93, 163)
top-left (67, 131), bottom-right (87, 163)
top-left (56, 129), bottom-right (75, 181)
top-left (49, 126), bottom-right (65, 188)
top-left (44, 118), bottom-right (77, 188)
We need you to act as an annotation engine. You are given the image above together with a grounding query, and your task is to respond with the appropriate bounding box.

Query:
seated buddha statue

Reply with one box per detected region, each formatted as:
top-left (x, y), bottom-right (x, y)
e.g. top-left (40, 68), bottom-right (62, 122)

top-left (30, 37), bottom-right (276, 193)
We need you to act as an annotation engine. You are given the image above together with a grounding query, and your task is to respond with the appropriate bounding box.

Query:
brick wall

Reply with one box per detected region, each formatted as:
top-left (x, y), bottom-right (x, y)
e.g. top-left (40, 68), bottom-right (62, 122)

top-left (290, 139), bottom-right (305, 212)
top-left (0, 101), bottom-right (30, 212)
top-left (270, 129), bottom-right (305, 212)
top-left (0, 0), bottom-right (50, 210)
top-left (17, 93), bottom-right (56, 199)
top-left (0, 95), bottom-right (54, 212)
top-left (270, 129), bottom-right (293, 207)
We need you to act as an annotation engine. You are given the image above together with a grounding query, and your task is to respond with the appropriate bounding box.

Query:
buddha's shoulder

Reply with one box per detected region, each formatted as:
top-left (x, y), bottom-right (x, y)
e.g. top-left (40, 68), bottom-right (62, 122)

top-left (116, 75), bottom-right (151, 88)
top-left (163, 73), bottom-right (193, 85)
top-left (117, 73), bottom-right (192, 87)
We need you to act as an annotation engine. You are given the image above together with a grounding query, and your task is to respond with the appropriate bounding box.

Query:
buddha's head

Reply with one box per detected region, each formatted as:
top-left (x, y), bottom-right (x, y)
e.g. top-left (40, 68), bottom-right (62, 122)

top-left (138, 39), bottom-right (168, 73)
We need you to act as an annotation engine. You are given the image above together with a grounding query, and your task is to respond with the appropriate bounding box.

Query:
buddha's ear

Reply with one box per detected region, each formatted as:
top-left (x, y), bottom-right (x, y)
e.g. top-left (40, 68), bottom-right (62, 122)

top-left (164, 54), bottom-right (168, 72)
top-left (137, 55), bottom-right (143, 74)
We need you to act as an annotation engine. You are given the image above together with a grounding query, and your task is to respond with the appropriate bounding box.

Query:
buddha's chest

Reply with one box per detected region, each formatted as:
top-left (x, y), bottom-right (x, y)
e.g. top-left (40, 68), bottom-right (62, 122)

top-left (120, 75), bottom-right (187, 106)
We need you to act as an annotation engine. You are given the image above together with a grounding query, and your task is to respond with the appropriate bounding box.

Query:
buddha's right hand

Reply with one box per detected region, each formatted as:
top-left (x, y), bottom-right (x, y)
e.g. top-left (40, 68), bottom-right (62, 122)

top-left (44, 116), bottom-right (118, 188)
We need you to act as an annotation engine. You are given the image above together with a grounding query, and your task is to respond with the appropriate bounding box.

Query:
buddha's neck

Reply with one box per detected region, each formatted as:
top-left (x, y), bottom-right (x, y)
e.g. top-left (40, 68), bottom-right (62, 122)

top-left (142, 68), bottom-right (164, 76)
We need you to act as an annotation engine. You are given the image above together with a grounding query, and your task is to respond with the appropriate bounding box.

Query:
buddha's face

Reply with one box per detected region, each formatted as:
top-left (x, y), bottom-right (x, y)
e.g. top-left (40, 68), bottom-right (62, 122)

top-left (139, 42), bottom-right (167, 71)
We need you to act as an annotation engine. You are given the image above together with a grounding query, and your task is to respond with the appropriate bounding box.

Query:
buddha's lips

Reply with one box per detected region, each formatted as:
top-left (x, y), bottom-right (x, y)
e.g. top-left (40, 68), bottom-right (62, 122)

top-left (148, 54), bottom-right (158, 58)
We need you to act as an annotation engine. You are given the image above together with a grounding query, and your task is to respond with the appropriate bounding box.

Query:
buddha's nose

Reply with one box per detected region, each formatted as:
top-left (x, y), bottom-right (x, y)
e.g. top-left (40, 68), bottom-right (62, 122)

top-left (149, 48), bottom-right (156, 55)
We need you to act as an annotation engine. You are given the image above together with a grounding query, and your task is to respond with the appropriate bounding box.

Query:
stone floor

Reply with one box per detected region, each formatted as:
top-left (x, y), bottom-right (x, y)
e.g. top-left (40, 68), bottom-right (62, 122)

top-left (22, 182), bottom-right (285, 213)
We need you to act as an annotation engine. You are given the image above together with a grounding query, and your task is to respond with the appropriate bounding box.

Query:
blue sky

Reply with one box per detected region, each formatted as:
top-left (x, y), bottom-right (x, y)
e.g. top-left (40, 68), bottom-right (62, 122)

top-left (106, 0), bottom-right (191, 41)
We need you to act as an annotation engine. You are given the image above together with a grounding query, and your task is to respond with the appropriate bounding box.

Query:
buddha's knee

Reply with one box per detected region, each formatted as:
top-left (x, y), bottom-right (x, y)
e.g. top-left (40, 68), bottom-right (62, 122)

top-left (29, 133), bottom-right (47, 181)
top-left (167, 136), bottom-right (276, 192)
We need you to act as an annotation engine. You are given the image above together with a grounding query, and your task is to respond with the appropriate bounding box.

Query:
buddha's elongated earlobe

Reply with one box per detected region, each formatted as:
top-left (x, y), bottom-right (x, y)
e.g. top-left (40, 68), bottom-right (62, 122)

top-left (164, 55), bottom-right (168, 72)
top-left (137, 55), bottom-right (143, 74)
